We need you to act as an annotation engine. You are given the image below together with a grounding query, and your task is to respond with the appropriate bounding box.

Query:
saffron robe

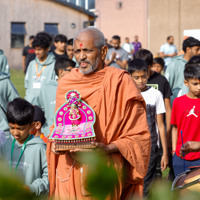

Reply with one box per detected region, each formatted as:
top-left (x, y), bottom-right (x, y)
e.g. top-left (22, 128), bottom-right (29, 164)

top-left (46, 67), bottom-right (151, 199)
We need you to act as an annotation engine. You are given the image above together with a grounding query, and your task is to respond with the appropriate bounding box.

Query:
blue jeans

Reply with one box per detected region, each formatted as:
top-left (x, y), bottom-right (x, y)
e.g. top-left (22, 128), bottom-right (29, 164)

top-left (173, 153), bottom-right (200, 177)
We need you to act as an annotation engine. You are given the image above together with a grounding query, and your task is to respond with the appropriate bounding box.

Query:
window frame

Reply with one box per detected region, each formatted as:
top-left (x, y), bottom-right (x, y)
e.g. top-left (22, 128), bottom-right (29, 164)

top-left (44, 23), bottom-right (59, 37)
top-left (11, 22), bottom-right (26, 48)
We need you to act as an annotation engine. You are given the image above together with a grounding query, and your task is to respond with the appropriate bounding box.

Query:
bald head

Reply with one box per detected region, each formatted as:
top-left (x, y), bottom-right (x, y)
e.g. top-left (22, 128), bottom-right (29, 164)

top-left (73, 27), bottom-right (105, 49)
top-left (73, 28), bottom-right (108, 75)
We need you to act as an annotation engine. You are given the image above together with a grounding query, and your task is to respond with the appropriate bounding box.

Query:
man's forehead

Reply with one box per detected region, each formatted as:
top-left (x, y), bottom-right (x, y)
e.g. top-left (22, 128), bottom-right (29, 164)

top-left (74, 38), bottom-right (95, 48)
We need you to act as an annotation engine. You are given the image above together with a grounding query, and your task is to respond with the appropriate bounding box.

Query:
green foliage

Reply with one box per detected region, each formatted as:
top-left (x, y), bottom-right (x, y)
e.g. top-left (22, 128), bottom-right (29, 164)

top-left (0, 160), bottom-right (41, 200)
top-left (10, 69), bottom-right (25, 98)
top-left (148, 179), bottom-right (200, 200)
top-left (77, 151), bottom-right (118, 200)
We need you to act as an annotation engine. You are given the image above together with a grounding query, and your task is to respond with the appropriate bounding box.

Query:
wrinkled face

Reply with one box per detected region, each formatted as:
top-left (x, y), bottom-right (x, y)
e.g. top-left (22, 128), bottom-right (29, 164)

top-left (152, 63), bottom-right (163, 74)
top-left (188, 46), bottom-right (200, 58)
top-left (131, 70), bottom-right (149, 91)
top-left (66, 45), bottom-right (74, 59)
top-left (74, 32), bottom-right (107, 75)
top-left (184, 78), bottom-right (200, 98)
top-left (34, 47), bottom-right (48, 61)
top-left (111, 39), bottom-right (120, 49)
top-left (9, 123), bottom-right (33, 144)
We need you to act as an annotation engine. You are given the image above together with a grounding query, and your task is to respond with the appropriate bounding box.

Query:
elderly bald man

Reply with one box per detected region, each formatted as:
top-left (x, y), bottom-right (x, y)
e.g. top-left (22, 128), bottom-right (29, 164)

top-left (46, 27), bottom-right (151, 199)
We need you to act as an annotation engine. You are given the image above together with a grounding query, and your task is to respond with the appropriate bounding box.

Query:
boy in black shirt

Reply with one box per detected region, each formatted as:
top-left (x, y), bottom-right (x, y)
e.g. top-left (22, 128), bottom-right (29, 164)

top-left (134, 49), bottom-right (173, 179)
top-left (22, 35), bottom-right (36, 74)
top-left (52, 34), bottom-right (68, 60)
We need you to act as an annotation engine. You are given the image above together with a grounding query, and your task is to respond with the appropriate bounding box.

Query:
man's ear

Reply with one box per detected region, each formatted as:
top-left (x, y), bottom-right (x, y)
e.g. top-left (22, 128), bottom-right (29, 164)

top-left (101, 45), bottom-right (108, 60)
top-left (184, 80), bottom-right (189, 87)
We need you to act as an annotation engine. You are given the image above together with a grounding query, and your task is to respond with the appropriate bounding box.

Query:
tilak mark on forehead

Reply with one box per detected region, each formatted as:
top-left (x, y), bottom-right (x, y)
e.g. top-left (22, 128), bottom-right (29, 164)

top-left (80, 44), bottom-right (83, 47)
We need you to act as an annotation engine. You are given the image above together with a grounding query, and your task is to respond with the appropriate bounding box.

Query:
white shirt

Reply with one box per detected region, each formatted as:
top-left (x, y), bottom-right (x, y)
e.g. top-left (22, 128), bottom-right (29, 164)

top-left (141, 87), bottom-right (166, 146)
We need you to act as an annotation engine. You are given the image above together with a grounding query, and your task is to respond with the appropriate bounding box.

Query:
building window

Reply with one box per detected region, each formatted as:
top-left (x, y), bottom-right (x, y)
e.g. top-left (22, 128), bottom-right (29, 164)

top-left (69, 0), bottom-right (76, 4)
top-left (11, 22), bottom-right (26, 48)
top-left (44, 23), bottom-right (58, 37)
top-left (88, 0), bottom-right (95, 10)
top-left (79, 0), bottom-right (85, 8)
top-left (83, 20), bottom-right (95, 28)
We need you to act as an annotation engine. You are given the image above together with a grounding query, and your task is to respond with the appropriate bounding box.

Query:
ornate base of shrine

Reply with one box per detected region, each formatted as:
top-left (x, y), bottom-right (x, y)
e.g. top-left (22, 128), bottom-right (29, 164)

top-left (54, 140), bottom-right (96, 151)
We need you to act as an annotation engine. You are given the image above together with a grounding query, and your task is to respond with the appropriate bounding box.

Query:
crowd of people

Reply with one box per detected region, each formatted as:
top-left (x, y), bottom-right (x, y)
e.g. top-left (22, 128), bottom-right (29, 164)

top-left (0, 27), bottom-right (200, 199)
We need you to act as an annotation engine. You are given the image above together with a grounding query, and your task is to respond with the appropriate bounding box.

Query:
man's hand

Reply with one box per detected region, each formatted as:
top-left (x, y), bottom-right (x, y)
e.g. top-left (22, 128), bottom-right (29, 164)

top-left (168, 53), bottom-right (177, 57)
top-left (91, 142), bottom-right (119, 154)
top-left (111, 51), bottom-right (116, 61)
top-left (179, 141), bottom-right (200, 158)
top-left (161, 154), bottom-right (168, 171)
top-left (51, 141), bottom-right (66, 155)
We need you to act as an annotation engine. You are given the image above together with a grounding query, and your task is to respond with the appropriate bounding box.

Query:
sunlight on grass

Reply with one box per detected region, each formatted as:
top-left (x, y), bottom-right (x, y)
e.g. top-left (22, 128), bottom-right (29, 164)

top-left (10, 69), bottom-right (25, 98)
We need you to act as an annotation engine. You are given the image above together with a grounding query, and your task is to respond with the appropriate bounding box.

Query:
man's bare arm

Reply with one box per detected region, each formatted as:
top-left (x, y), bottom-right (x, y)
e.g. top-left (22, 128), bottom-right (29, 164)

top-left (115, 60), bottom-right (128, 69)
top-left (22, 56), bottom-right (26, 73)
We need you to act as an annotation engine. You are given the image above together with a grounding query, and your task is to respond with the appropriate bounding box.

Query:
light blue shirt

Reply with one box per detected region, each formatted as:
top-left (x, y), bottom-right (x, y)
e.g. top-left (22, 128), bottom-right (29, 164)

top-left (160, 43), bottom-right (177, 66)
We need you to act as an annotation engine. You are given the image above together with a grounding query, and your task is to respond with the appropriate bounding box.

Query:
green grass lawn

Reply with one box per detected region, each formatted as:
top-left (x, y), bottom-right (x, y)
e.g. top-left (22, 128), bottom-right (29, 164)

top-left (10, 69), bottom-right (25, 98)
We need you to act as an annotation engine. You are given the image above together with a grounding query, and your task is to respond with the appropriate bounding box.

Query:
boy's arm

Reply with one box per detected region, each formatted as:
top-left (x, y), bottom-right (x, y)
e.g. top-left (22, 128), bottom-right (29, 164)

top-left (179, 141), bottom-right (200, 157)
top-left (156, 113), bottom-right (168, 171)
top-left (172, 125), bottom-right (178, 155)
top-left (28, 147), bottom-right (49, 196)
top-left (164, 98), bottom-right (172, 148)
top-left (22, 56), bottom-right (26, 73)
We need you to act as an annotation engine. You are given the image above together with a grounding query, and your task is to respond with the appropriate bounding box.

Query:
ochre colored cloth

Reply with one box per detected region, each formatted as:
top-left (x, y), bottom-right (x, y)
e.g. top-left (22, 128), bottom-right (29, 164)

top-left (46, 67), bottom-right (151, 199)
top-left (40, 133), bottom-right (48, 144)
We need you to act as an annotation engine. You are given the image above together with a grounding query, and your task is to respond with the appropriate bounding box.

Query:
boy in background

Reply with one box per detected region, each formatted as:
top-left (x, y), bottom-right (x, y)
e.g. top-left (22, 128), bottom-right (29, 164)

top-left (134, 49), bottom-right (172, 179)
top-left (178, 55), bottom-right (200, 97)
top-left (66, 38), bottom-right (74, 60)
top-left (25, 31), bottom-right (56, 105)
top-left (0, 98), bottom-right (48, 195)
top-left (172, 63), bottom-right (200, 177)
top-left (22, 35), bottom-right (35, 74)
top-left (52, 34), bottom-right (68, 60)
top-left (152, 57), bottom-right (165, 74)
top-left (36, 57), bottom-right (76, 136)
top-left (129, 59), bottom-right (168, 196)
top-left (31, 105), bottom-right (48, 143)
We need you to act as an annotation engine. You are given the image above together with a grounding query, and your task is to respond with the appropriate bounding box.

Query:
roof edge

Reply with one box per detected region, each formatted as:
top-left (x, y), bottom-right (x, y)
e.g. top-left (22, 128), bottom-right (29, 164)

top-left (55, 0), bottom-right (96, 18)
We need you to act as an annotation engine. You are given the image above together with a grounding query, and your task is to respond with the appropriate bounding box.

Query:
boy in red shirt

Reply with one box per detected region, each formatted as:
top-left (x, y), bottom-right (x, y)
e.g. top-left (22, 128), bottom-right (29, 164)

top-left (172, 63), bottom-right (200, 177)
